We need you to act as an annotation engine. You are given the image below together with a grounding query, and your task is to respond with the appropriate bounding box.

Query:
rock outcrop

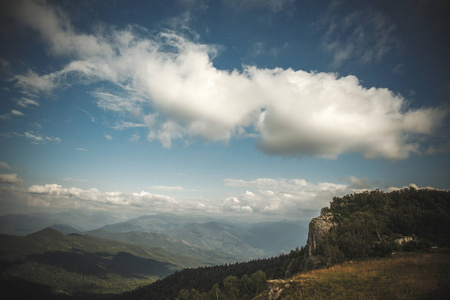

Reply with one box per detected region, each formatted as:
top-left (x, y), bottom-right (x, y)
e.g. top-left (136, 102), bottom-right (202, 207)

top-left (305, 213), bottom-right (336, 257)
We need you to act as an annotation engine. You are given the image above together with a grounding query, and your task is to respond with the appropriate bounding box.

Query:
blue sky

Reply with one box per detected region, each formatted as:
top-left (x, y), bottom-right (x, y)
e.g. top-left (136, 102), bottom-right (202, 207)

top-left (0, 0), bottom-right (449, 222)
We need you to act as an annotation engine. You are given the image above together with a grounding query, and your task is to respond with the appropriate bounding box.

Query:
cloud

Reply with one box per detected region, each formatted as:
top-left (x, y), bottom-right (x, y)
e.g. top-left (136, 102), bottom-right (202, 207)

top-left (0, 162), bottom-right (12, 170)
top-left (113, 121), bottom-right (146, 130)
top-left (392, 64), bottom-right (404, 74)
top-left (387, 183), bottom-right (442, 193)
top-left (16, 97), bottom-right (39, 108)
top-left (27, 184), bottom-right (176, 206)
top-left (76, 147), bottom-right (87, 151)
top-left (12, 69), bottom-right (56, 95)
top-left (221, 177), bottom-right (363, 217)
top-left (320, 4), bottom-right (400, 67)
top-left (129, 132), bottom-right (140, 142)
top-left (23, 183), bottom-right (196, 213)
top-left (24, 131), bottom-right (61, 144)
top-left (104, 134), bottom-right (113, 140)
top-left (0, 173), bottom-right (23, 184)
top-left (62, 177), bottom-right (87, 182)
top-left (222, 0), bottom-right (296, 13)
top-left (1, 110), bottom-right (26, 119)
top-left (426, 142), bottom-right (450, 155)
top-left (340, 175), bottom-right (373, 189)
top-left (9, 0), bottom-right (447, 160)
top-left (149, 185), bottom-right (186, 192)
top-left (11, 110), bottom-right (25, 116)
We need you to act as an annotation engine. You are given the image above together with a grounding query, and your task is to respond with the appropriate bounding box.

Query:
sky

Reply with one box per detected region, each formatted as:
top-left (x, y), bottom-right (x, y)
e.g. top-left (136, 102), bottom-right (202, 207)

top-left (0, 0), bottom-right (449, 223)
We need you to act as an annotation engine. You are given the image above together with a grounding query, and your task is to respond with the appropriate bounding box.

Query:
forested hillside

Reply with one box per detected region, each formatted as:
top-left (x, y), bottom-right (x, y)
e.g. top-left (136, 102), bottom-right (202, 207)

top-left (308, 187), bottom-right (450, 268)
top-left (115, 255), bottom-right (288, 300)
top-left (0, 228), bottom-right (183, 298)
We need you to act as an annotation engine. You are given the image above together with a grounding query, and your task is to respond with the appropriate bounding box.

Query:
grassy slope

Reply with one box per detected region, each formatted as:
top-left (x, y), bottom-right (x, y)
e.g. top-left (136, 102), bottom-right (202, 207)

top-left (263, 250), bottom-right (450, 300)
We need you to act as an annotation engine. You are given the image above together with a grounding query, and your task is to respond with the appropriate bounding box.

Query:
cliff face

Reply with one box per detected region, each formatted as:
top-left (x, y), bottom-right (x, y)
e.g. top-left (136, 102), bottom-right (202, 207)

top-left (305, 213), bottom-right (336, 257)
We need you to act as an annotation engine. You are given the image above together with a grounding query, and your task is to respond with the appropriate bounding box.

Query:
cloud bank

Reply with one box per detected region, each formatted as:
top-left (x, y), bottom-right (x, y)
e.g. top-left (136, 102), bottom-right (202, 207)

top-left (13, 177), bottom-right (358, 219)
top-left (0, 173), bottom-right (23, 184)
top-left (9, 0), bottom-right (447, 160)
top-left (1, 177), bottom-right (440, 220)
top-left (221, 177), bottom-right (362, 217)
top-left (27, 184), bottom-right (179, 210)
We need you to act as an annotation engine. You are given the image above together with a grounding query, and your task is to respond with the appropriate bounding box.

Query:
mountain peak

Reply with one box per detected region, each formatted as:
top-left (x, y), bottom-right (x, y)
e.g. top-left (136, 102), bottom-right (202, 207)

top-left (27, 227), bottom-right (66, 240)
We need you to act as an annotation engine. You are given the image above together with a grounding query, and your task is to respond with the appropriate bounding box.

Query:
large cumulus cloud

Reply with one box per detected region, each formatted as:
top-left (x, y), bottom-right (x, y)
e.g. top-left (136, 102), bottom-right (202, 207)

top-left (8, 0), bottom-right (447, 160)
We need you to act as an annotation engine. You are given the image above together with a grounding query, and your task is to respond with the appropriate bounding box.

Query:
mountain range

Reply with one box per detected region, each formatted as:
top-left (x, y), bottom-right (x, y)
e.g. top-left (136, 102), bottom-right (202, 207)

top-left (0, 211), bottom-right (308, 298)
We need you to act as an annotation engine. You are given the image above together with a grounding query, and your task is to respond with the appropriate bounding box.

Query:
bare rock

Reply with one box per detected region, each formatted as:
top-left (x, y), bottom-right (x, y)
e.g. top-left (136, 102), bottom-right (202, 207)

top-left (305, 213), bottom-right (336, 257)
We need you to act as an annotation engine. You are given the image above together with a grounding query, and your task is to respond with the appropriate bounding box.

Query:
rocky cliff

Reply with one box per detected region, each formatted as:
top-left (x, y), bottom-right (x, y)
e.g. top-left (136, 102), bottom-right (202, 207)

top-left (305, 212), bottom-right (336, 257)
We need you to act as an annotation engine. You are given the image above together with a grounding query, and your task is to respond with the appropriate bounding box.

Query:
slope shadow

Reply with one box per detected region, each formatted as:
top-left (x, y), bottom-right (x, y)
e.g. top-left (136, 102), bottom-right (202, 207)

top-left (27, 249), bottom-right (176, 278)
top-left (0, 277), bottom-right (70, 300)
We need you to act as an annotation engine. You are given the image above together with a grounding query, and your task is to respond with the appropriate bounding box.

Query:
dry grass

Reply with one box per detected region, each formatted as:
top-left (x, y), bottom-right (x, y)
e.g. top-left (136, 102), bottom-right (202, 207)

top-left (273, 250), bottom-right (450, 299)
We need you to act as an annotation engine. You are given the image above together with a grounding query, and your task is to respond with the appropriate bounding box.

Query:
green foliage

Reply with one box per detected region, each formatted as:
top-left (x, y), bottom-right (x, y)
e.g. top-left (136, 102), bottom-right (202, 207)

top-left (284, 247), bottom-right (306, 277)
top-left (175, 270), bottom-right (267, 300)
top-left (122, 255), bottom-right (287, 300)
top-left (319, 188), bottom-right (450, 262)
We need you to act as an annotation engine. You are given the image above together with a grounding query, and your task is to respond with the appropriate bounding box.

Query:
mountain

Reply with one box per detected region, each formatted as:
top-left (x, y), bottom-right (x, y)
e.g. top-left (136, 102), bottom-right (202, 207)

top-left (0, 210), bottom-right (123, 235)
top-left (100, 215), bottom-right (309, 260)
top-left (244, 221), bottom-right (309, 254)
top-left (86, 229), bottom-right (240, 266)
top-left (162, 222), bottom-right (264, 260)
top-left (0, 228), bottom-right (184, 299)
top-left (98, 213), bottom-right (222, 233)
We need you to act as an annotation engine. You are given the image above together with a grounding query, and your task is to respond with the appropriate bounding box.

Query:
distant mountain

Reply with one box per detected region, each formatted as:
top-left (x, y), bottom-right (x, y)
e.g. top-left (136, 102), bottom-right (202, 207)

top-left (161, 221), bottom-right (308, 260)
top-left (49, 224), bottom-right (81, 234)
top-left (86, 229), bottom-right (239, 266)
top-left (0, 228), bottom-right (183, 299)
top-left (162, 222), bottom-right (264, 260)
top-left (98, 215), bottom-right (309, 260)
top-left (244, 221), bottom-right (309, 254)
top-left (98, 213), bottom-right (221, 233)
top-left (0, 210), bottom-right (123, 235)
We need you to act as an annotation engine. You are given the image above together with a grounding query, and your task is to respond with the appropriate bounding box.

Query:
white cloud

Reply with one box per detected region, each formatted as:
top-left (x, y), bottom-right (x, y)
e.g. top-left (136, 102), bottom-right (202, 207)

top-left (25, 183), bottom-right (189, 212)
top-left (387, 183), bottom-right (441, 193)
top-left (113, 121), bottom-right (146, 130)
top-left (340, 175), bottom-right (373, 189)
top-left (16, 97), bottom-right (39, 108)
top-left (24, 131), bottom-right (61, 144)
top-left (221, 177), bottom-right (365, 217)
top-left (149, 185), bottom-right (186, 192)
top-left (76, 147), bottom-right (87, 151)
top-left (9, 0), bottom-right (447, 160)
top-left (104, 134), bottom-right (113, 140)
top-left (13, 69), bottom-right (56, 95)
top-left (1, 109), bottom-right (26, 119)
top-left (0, 173), bottom-right (23, 184)
top-left (62, 177), bottom-right (87, 182)
top-left (11, 110), bottom-right (25, 116)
